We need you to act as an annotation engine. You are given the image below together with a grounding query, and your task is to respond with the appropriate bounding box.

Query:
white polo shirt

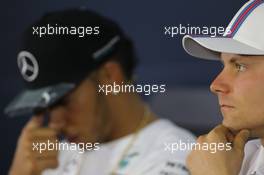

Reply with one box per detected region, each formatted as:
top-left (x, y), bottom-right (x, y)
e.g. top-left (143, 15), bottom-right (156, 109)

top-left (42, 119), bottom-right (195, 175)
top-left (240, 139), bottom-right (264, 175)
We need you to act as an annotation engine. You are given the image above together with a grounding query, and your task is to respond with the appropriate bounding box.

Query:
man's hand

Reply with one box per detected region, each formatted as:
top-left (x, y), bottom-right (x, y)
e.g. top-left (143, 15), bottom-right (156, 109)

top-left (9, 115), bottom-right (59, 175)
top-left (187, 125), bottom-right (250, 175)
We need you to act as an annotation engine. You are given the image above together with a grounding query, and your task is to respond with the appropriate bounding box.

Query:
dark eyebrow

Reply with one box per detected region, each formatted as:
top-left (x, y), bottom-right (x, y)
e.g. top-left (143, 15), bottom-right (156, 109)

top-left (238, 54), bottom-right (255, 57)
top-left (229, 57), bottom-right (238, 63)
top-left (219, 55), bottom-right (241, 65)
top-left (230, 55), bottom-right (256, 62)
top-left (220, 54), bottom-right (262, 65)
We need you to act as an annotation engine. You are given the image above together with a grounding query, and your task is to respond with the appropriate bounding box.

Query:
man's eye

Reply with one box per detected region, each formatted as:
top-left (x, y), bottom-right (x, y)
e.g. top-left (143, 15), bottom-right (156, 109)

top-left (235, 63), bottom-right (246, 72)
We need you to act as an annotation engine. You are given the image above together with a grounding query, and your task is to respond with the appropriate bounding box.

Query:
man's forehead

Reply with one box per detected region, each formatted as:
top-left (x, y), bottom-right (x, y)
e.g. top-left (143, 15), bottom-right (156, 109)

top-left (220, 53), bottom-right (264, 62)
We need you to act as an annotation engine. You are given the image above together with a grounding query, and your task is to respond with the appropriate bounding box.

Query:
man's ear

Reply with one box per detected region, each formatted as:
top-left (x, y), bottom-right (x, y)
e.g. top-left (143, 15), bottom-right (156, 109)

top-left (97, 61), bottom-right (125, 84)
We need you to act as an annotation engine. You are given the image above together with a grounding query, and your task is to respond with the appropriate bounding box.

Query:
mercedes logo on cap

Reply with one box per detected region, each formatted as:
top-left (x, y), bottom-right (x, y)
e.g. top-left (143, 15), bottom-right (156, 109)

top-left (17, 51), bottom-right (39, 82)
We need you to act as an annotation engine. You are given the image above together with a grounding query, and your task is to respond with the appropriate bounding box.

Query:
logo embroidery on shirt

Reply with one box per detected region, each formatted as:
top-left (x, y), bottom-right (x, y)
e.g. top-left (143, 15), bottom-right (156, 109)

top-left (119, 152), bottom-right (139, 169)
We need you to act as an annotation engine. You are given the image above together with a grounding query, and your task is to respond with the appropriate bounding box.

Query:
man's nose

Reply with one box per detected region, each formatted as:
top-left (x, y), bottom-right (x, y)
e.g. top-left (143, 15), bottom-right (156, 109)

top-left (210, 69), bottom-right (232, 95)
top-left (48, 107), bottom-right (66, 132)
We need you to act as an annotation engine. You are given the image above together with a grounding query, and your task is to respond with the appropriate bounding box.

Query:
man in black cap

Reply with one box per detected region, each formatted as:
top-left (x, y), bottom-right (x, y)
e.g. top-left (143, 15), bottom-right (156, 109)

top-left (7, 9), bottom-right (195, 175)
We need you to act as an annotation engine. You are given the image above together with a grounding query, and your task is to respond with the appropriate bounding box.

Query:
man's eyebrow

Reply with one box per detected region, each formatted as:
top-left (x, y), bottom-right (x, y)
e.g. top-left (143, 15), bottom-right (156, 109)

top-left (238, 54), bottom-right (255, 57)
top-left (230, 55), bottom-right (256, 62)
top-left (219, 56), bottom-right (241, 65)
top-left (229, 57), bottom-right (238, 63)
top-left (228, 55), bottom-right (247, 63)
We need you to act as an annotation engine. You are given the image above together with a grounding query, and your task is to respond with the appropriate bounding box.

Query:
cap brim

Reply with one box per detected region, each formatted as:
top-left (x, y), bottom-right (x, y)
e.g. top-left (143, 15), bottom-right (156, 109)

top-left (5, 83), bottom-right (75, 117)
top-left (182, 35), bottom-right (264, 60)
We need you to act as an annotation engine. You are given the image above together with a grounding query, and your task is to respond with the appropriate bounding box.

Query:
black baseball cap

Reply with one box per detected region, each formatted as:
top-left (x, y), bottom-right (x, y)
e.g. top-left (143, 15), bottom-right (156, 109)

top-left (5, 8), bottom-right (127, 117)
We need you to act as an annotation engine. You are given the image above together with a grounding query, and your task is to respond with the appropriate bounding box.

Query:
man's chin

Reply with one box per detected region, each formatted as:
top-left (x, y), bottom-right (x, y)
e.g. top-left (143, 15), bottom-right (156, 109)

top-left (222, 120), bottom-right (243, 134)
top-left (222, 120), bottom-right (259, 137)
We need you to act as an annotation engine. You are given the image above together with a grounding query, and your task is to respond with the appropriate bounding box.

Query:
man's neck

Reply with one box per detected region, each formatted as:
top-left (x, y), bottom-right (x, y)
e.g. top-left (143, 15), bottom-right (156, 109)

top-left (106, 93), bottom-right (157, 141)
